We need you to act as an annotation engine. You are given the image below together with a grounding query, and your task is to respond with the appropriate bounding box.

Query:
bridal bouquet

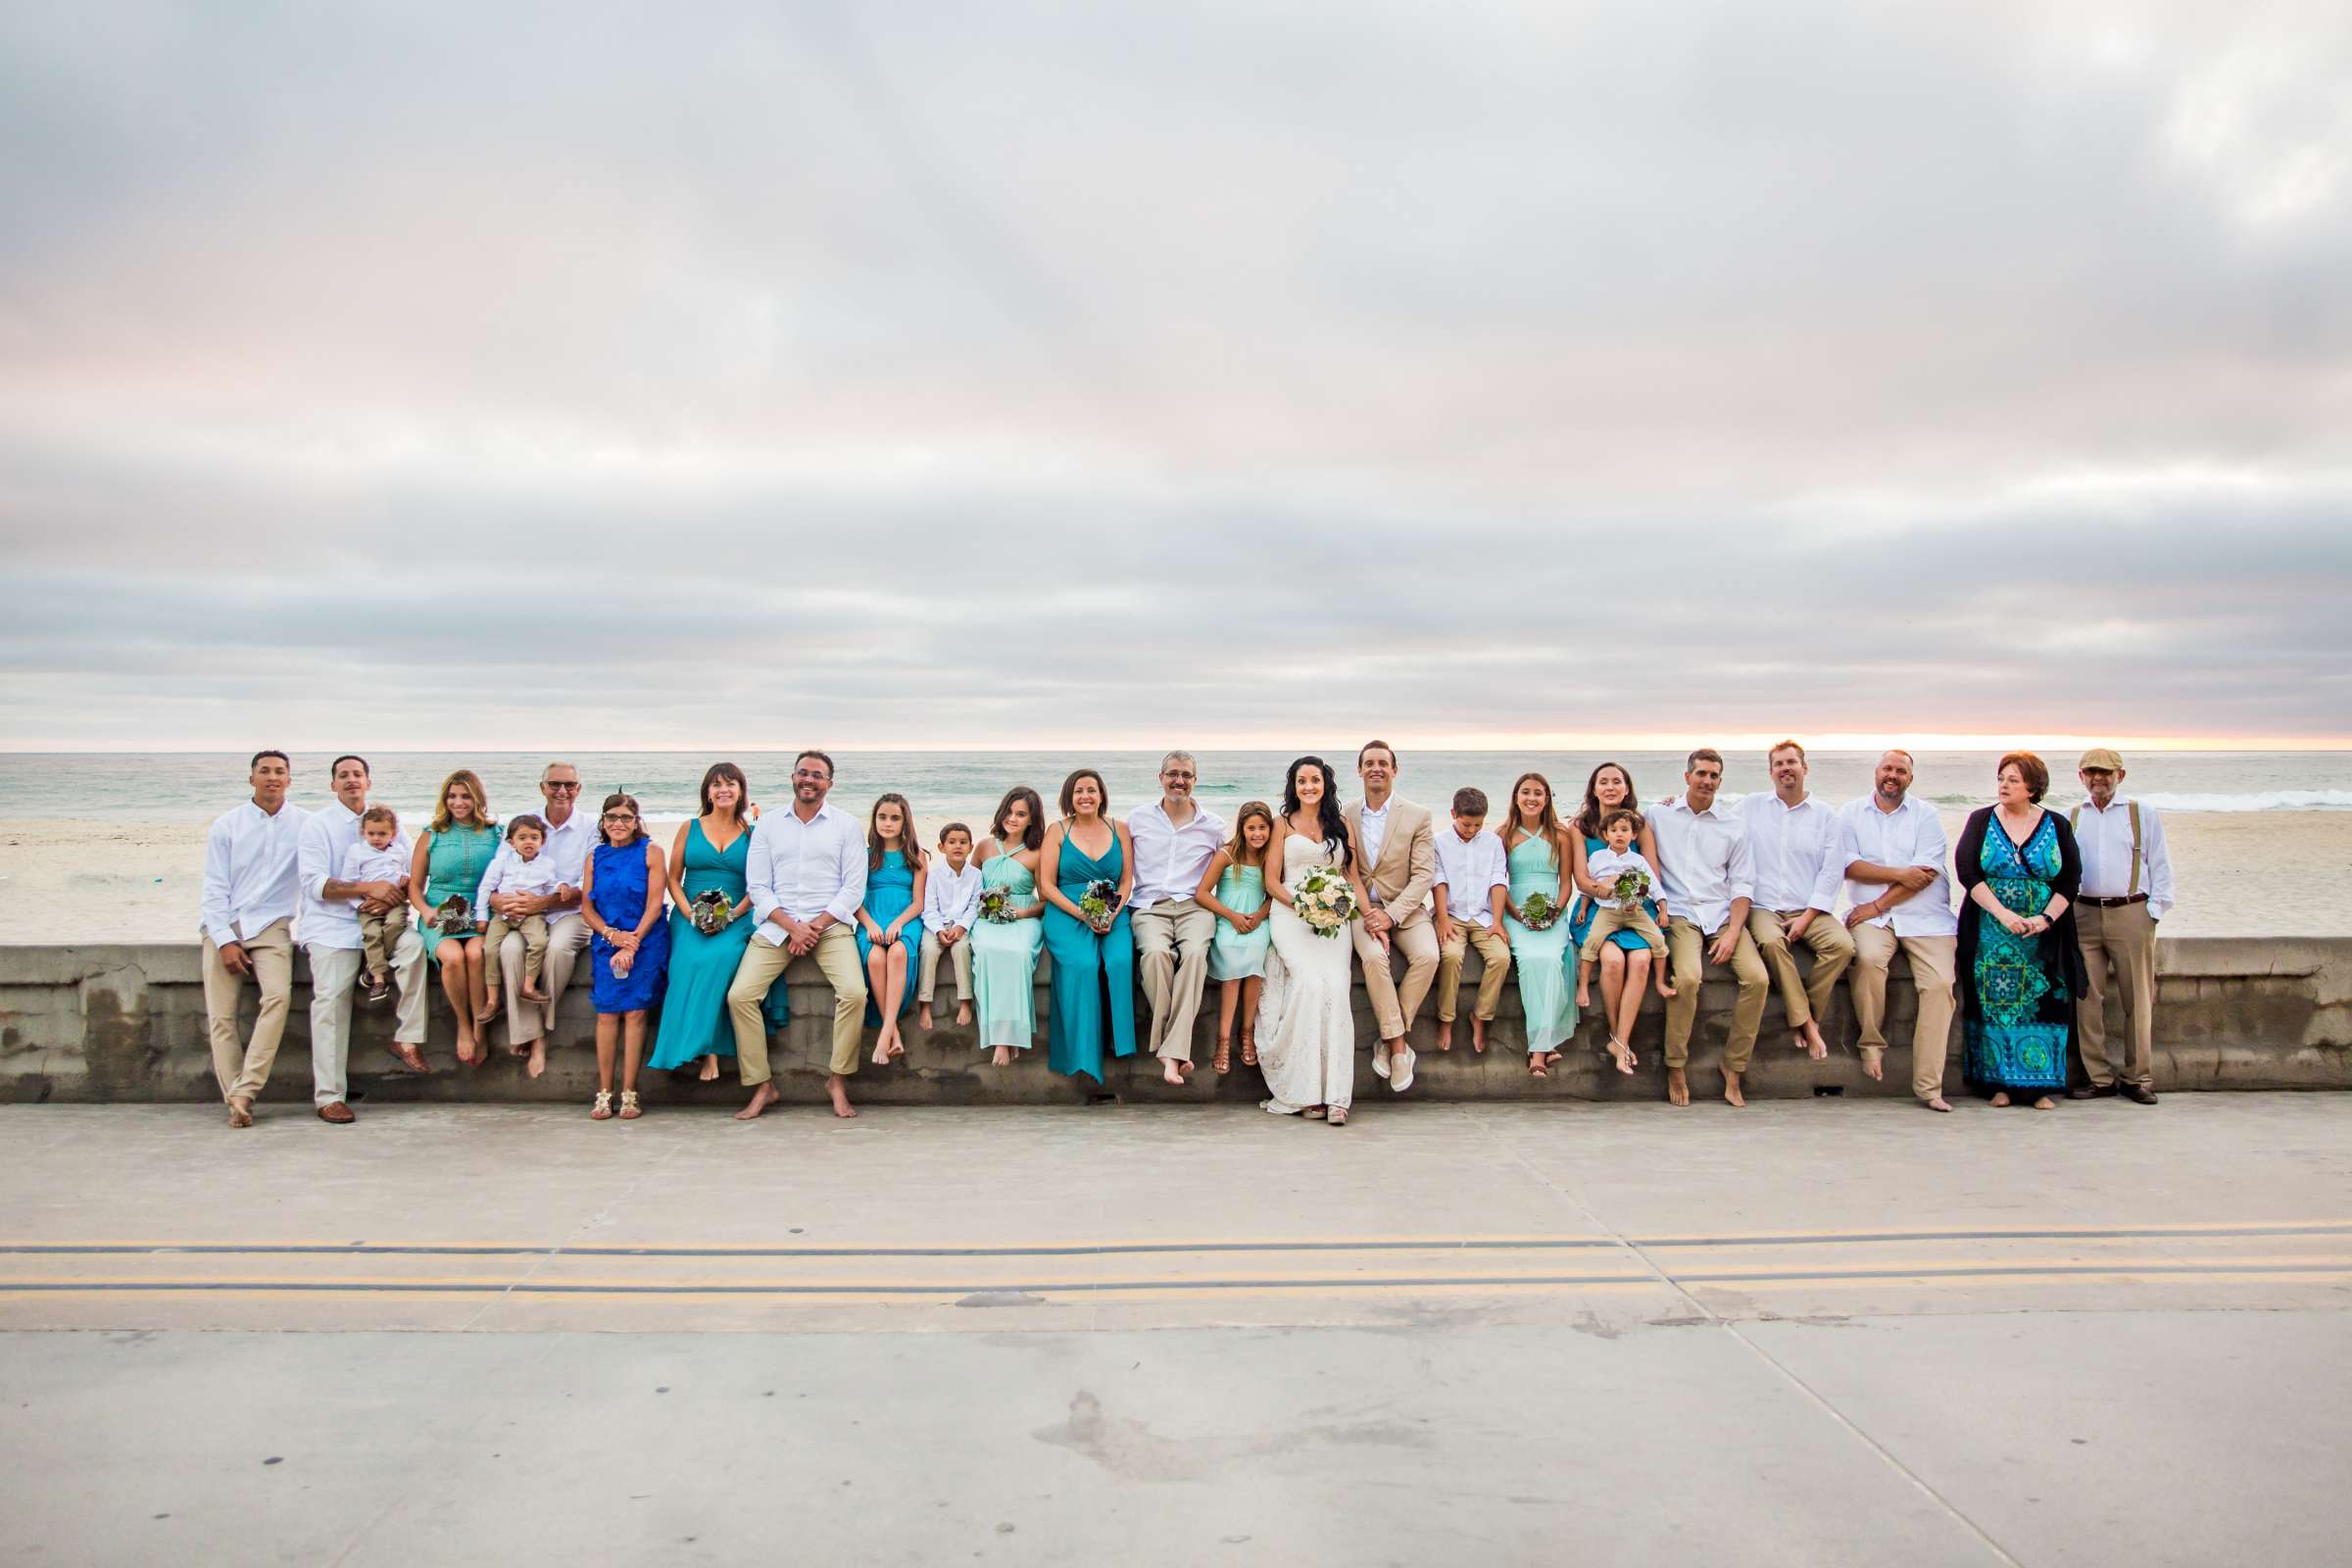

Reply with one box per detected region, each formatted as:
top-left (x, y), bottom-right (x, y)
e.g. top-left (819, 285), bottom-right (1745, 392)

top-left (688, 889), bottom-right (735, 935)
top-left (1609, 869), bottom-right (1651, 908)
top-left (430, 895), bottom-right (475, 936)
top-left (1291, 864), bottom-right (1360, 939)
top-left (1518, 891), bottom-right (1560, 930)
top-left (1080, 879), bottom-right (1117, 928)
top-left (979, 887), bottom-right (1015, 924)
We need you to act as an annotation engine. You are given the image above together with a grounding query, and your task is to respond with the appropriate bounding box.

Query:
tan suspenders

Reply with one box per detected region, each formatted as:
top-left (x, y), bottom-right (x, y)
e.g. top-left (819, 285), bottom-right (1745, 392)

top-left (2069, 801), bottom-right (2142, 898)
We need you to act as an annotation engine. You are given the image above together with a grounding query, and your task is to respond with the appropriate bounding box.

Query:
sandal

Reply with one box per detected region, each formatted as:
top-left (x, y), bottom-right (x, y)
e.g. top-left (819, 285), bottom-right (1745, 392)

top-left (1213, 1038), bottom-right (1233, 1073)
top-left (1606, 1038), bottom-right (1636, 1075)
top-left (590, 1091), bottom-right (613, 1121)
top-left (1240, 1033), bottom-right (1258, 1067)
top-left (618, 1091), bottom-right (642, 1120)
top-left (1327, 1106), bottom-right (1348, 1127)
top-left (1302, 1105), bottom-right (1328, 1120)
top-left (1529, 1059), bottom-right (1548, 1078)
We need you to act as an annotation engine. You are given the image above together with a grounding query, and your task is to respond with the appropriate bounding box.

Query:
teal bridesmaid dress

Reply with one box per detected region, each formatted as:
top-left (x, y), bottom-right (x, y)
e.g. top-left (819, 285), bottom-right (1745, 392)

top-left (1504, 831), bottom-right (1579, 1053)
top-left (1207, 862), bottom-right (1271, 980)
top-left (647, 818), bottom-right (788, 1071)
top-left (1042, 828), bottom-right (1137, 1081)
top-left (969, 852), bottom-right (1044, 1050)
top-left (855, 848), bottom-right (924, 1024)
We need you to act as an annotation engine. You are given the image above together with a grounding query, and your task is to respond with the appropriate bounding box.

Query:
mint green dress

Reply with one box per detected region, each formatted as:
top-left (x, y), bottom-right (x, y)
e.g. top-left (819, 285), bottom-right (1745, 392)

top-left (1208, 863), bottom-right (1271, 980)
top-left (969, 853), bottom-right (1044, 1050)
top-left (417, 822), bottom-right (501, 965)
top-left (1504, 831), bottom-right (1579, 1053)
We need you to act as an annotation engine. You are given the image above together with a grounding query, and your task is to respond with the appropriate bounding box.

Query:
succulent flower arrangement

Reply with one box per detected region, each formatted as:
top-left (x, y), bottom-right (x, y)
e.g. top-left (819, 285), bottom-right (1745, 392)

top-left (689, 889), bottom-right (735, 935)
top-left (1079, 879), bottom-right (1117, 928)
top-left (430, 895), bottom-right (475, 935)
top-left (1610, 869), bottom-right (1651, 908)
top-left (1292, 864), bottom-right (1360, 938)
top-left (979, 887), bottom-right (1014, 924)
top-left (1518, 891), bottom-right (1560, 930)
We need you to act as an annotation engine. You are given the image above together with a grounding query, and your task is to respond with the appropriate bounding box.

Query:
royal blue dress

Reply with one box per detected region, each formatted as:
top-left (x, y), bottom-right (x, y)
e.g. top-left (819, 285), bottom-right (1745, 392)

top-left (855, 848), bottom-right (924, 1023)
top-left (589, 840), bottom-right (669, 1014)
top-left (1042, 826), bottom-right (1137, 1082)
top-left (647, 819), bottom-right (787, 1068)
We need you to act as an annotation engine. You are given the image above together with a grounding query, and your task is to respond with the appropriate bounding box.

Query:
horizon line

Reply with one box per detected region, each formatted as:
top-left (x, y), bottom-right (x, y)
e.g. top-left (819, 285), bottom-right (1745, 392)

top-left (2, 734), bottom-right (2347, 756)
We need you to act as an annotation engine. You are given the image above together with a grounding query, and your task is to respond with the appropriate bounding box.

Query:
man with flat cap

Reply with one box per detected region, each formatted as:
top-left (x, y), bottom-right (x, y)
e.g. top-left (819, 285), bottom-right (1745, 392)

top-left (2068, 748), bottom-right (2174, 1104)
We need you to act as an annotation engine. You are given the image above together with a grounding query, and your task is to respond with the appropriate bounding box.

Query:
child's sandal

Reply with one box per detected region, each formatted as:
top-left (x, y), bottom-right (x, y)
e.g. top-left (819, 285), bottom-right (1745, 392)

top-left (618, 1091), bottom-right (642, 1120)
top-left (1240, 1034), bottom-right (1258, 1067)
top-left (1213, 1038), bottom-right (1233, 1073)
top-left (589, 1091), bottom-right (613, 1121)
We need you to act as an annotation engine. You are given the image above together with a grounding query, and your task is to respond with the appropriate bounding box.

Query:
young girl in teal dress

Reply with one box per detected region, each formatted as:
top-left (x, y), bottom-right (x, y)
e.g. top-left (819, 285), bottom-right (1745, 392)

top-left (1193, 800), bottom-right (1274, 1074)
top-left (857, 793), bottom-right (928, 1066)
top-left (970, 787), bottom-right (1049, 1067)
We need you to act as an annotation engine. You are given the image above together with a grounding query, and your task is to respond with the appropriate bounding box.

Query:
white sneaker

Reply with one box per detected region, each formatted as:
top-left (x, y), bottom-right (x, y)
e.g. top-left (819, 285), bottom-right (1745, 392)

top-left (1370, 1049), bottom-right (1391, 1080)
top-left (1390, 1048), bottom-right (1415, 1093)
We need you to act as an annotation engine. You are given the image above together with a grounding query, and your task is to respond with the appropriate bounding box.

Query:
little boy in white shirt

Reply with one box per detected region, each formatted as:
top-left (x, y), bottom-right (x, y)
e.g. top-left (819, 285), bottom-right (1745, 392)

top-left (1576, 808), bottom-right (1673, 1006)
top-left (1430, 787), bottom-right (1512, 1054)
top-left (475, 813), bottom-right (558, 1022)
top-left (339, 806), bottom-right (414, 1002)
top-left (917, 822), bottom-right (981, 1031)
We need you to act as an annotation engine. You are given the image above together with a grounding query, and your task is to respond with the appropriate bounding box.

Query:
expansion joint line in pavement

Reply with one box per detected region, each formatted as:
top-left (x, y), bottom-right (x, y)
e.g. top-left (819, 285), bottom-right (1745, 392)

top-left (1449, 1104), bottom-right (2030, 1568)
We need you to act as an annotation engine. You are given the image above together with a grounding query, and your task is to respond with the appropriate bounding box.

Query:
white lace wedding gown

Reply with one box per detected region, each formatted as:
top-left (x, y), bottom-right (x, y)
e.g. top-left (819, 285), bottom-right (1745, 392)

top-left (1255, 834), bottom-right (1358, 1114)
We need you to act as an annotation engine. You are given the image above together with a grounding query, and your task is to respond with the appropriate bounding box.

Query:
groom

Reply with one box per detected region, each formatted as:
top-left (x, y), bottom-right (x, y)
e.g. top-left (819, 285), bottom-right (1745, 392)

top-left (1349, 741), bottom-right (1438, 1094)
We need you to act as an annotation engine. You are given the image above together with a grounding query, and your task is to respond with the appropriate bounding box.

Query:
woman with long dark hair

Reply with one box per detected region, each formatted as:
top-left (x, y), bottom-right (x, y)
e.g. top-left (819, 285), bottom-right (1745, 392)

top-left (1254, 756), bottom-right (1379, 1125)
top-left (1566, 761), bottom-right (1671, 1073)
top-left (649, 761), bottom-right (788, 1081)
top-left (1500, 771), bottom-right (1579, 1076)
top-left (970, 786), bottom-right (1049, 1066)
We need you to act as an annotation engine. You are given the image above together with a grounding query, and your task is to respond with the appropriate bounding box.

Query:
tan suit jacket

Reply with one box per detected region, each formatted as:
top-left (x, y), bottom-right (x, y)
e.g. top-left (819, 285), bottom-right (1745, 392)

top-left (1349, 797), bottom-right (1438, 928)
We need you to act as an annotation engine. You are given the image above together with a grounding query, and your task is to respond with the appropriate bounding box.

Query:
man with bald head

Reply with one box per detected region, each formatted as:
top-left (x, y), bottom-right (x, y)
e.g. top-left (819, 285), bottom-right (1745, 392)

top-left (1127, 751), bottom-right (1226, 1084)
top-left (1838, 750), bottom-right (1959, 1112)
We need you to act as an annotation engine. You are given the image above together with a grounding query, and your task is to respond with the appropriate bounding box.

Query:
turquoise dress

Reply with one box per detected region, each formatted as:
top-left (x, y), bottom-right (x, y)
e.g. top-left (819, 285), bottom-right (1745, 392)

top-left (1568, 832), bottom-right (1661, 956)
top-left (1207, 863), bottom-right (1271, 981)
top-left (1504, 830), bottom-right (1579, 1053)
top-left (969, 852), bottom-right (1044, 1050)
top-left (648, 819), bottom-right (788, 1069)
top-left (1042, 827), bottom-right (1137, 1082)
top-left (589, 841), bottom-right (669, 1014)
top-left (417, 822), bottom-right (501, 965)
top-left (855, 849), bottom-right (923, 1024)
top-left (1961, 810), bottom-right (2076, 1095)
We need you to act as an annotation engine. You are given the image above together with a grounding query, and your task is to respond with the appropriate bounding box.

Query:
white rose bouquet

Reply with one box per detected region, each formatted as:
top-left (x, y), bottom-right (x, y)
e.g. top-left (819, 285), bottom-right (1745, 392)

top-left (1291, 863), bottom-right (1360, 939)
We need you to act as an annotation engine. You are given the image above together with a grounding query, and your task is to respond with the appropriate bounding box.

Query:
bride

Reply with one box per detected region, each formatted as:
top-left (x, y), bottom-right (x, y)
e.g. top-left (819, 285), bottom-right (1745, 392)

top-left (1255, 756), bottom-right (1381, 1126)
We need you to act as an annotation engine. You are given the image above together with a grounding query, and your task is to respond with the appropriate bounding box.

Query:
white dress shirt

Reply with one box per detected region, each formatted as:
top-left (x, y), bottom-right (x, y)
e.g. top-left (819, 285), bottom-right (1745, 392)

top-left (1647, 796), bottom-right (1755, 933)
top-left (534, 808), bottom-right (596, 929)
top-left (1126, 800), bottom-right (1228, 907)
top-left (1585, 847), bottom-right (1660, 904)
top-left (476, 845), bottom-right (563, 913)
top-left (340, 840), bottom-right (413, 887)
top-left (1837, 795), bottom-right (1958, 938)
top-left (1739, 791), bottom-right (1846, 914)
top-left (924, 859), bottom-right (984, 930)
top-left (1431, 826), bottom-right (1508, 928)
top-left (749, 803), bottom-right (868, 947)
top-left (2072, 795), bottom-right (2175, 919)
top-left (201, 799), bottom-right (309, 949)
top-left (297, 802), bottom-right (411, 951)
top-left (1357, 800), bottom-right (1393, 871)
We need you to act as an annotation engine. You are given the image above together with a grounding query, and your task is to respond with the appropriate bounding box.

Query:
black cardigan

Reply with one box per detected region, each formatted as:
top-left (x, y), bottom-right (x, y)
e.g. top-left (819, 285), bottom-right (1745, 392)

top-left (1951, 805), bottom-right (2090, 1020)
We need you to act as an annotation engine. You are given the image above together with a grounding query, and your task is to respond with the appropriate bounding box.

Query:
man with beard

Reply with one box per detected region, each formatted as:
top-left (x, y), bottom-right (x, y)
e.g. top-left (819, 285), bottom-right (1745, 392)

top-left (1839, 750), bottom-right (1959, 1112)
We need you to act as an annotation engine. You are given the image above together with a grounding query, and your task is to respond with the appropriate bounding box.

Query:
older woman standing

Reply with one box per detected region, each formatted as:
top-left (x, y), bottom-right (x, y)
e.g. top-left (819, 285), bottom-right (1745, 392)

top-left (648, 762), bottom-right (788, 1081)
top-left (580, 792), bottom-right (669, 1120)
top-left (1955, 753), bottom-right (2089, 1110)
top-left (408, 769), bottom-right (502, 1066)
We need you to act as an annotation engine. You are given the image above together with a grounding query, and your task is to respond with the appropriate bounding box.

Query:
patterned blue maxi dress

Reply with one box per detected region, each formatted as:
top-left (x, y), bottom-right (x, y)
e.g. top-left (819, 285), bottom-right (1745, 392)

top-left (1959, 809), bottom-right (2078, 1095)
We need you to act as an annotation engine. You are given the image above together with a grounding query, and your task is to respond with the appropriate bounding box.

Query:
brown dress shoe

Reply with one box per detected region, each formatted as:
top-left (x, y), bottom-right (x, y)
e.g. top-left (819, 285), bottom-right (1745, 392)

top-left (2121, 1083), bottom-right (2158, 1104)
top-left (2068, 1083), bottom-right (2118, 1100)
top-left (317, 1101), bottom-right (356, 1124)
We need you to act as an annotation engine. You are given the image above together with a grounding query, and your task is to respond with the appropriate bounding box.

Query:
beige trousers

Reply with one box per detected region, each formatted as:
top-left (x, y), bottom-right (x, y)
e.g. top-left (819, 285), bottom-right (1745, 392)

top-left (1579, 902), bottom-right (1667, 960)
top-left (1745, 907), bottom-right (1857, 1029)
top-left (358, 906), bottom-right (410, 981)
top-left (917, 928), bottom-right (974, 1003)
top-left (1133, 898), bottom-right (1217, 1062)
top-left (728, 924), bottom-right (866, 1083)
top-left (1661, 916), bottom-right (1770, 1072)
top-left (481, 913), bottom-right (549, 995)
top-left (500, 915), bottom-right (591, 1048)
top-left (1435, 920), bottom-right (1512, 1023)
top-left (201, 918), bottom-right (294, 1103)
top-left (305, 932), bottom-right (427, 1105)
top-left (1352, 915), bottom-right (1440, 1042)
top-left (2076, 901), bottom-right (2157, 1089)
top-left (1849, 924), bottom-right (1958, 1102)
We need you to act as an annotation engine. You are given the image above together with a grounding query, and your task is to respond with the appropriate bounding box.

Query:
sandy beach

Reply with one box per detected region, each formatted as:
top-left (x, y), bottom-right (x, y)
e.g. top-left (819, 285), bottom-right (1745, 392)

top-left (6, 809), bottom-right (2346, 946)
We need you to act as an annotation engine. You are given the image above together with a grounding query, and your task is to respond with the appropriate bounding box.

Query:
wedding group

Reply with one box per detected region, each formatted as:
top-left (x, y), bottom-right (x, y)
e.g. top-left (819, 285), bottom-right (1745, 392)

top-left (198, 740), bottom-right (2174, 1128)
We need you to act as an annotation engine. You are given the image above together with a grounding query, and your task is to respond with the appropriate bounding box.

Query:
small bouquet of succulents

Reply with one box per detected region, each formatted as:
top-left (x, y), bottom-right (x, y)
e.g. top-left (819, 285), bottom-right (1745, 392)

top-left (689, 889), bottom-right (735, 935)
top-left (1079, 879), bottom-right (1117, 928)
top-left (1518, 891), bottom-right (1560, 930)
top-left (979, 886), bottom-right (1014, 924)
top-left (431, 895), bottom-right (475, 935)
top-left (1292, 863), bottom-right (1360, 939)
top-left (1610, 869), bottom-right (1650, 908)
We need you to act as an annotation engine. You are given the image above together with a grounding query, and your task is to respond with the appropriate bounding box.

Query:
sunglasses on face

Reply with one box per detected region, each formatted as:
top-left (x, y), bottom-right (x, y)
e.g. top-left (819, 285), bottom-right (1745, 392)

top-left (545, 780), bottom-right (581, 792)
top-left (603, 811), bottom-right (639, 823)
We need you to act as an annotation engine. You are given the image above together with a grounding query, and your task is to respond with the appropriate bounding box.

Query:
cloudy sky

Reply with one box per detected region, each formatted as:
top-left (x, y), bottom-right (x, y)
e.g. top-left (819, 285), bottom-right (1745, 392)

top-left (3, 1), bottom-right (2348, 751)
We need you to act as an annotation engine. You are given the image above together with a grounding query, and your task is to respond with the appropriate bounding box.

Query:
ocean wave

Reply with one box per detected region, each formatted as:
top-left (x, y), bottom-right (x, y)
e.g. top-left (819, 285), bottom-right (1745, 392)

top-left (1919, 789), bottom-right (2352, 812)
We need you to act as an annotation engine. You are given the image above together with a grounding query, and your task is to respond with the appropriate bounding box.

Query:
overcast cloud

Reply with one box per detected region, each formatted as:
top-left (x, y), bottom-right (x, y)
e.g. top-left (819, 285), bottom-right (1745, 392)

top-left (2, 0), bottom-right (2348, 749)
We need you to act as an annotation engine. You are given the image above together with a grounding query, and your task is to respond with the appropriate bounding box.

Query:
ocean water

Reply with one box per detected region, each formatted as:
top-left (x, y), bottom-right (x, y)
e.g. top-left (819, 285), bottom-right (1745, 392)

top-left (0, 749), bottom-right (2344, 827)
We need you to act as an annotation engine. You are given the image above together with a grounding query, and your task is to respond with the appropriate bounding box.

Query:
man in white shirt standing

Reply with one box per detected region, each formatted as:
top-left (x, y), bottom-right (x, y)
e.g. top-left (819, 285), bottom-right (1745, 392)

top-left (1740, 741), bottom-right (1856, 1063)
top-left (1649, 748), bottom-right (1768, 1108)
top-left (1838, 750), bottom-right (1959, 1112)
top-left (1128, 752), bottom-right (1228, 1085)
top-left (199, 750), bottom-right (308, 1128)
top-left (496, 761), bottom-right (592, 1077)
top-left (2068, 748), bottom-right (2173, 1104)
top-left (728, 750), bottom-right (869, 1121)
top-left (1351, 741), bottom-right (1440, 1093)
top-left (295, 754), bottom-right (431, 1121)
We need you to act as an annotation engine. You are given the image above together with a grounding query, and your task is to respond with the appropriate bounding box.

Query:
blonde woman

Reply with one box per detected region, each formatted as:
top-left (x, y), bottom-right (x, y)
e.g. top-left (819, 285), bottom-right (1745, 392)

top-left (407, 769), bottom-right (502, 1066)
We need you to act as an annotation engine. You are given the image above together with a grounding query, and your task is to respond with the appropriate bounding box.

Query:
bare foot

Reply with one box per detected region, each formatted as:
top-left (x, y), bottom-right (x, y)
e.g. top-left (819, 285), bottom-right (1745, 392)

top-left (698, 1054), bottom-right (719, 1082)
top-left (1435, 1022), bottom-right (1453, 1052)
top-left (917, 1005), bottom-right (934, 1032)
top-left (886, 1032), bottom-right (905, 1061)
top-left (956, 1003), bottom-right (973, 1026)
top-left (525, 1040), bottom-right (546, 1080)
top-left (2031, 1095), bottom-right (2057, 1110)
top-left (1470, 1019), bottom-right (1488, 1054)
top-left (226, 1097), bottom-right (254, 1129)
top-left (1575, 985), bottom-right (1592, 1008)
top-left (1923, 1096), bottom-right (1952, 1112)
top-left (1990, 1091), bottom-right (2012, 1107)
top-left (455, 1031), bottom-right (481, 1067)
top-left (1655, 978), bottom-right (1677, 999)
top-left (1161, 1059), bottom-right (1186, 1086)
top-left (826, 1075), bottom-right (858, 1119)
top-left (734, 1082), bottom-right (782, 1121)
top-left (1722, 1070), bottom-right (1745, 1108)
top-left (1801, 1020), bottom-right (1828, 1060)
top-left (991, 1046), bottom-right (1012, 1068)
top-left (1606, 1038), bottom-right (1636, 1074)
top-left (1666, 1066), bottom-right (1690, 1106)
top-left (870, 1037), bottom-right (892, 1067)
top-left (1860, 1046), bottom-right (1885, 1081)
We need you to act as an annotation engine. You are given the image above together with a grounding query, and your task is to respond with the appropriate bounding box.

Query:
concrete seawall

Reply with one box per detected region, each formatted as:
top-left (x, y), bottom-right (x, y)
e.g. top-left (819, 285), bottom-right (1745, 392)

top-left (3, 938), bottom-right (2347, 1105)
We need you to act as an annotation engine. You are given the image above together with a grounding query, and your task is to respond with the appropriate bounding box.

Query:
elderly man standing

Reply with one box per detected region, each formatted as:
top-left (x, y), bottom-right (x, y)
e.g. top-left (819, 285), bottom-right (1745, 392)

top-left (1128, 752), bottom-right (1228, 1086)
top-left (1839, 750), bottom-right (1959, 1112)
top-left (1740, 741), bottom-right (1855, 1062)
top-left (199, 751), bottom-right (308, 1128)
top-left (729, 750), bottom-right (869, 1121)
top-left (496, 760), bottom-right (592, 1077)
top-left (296, 754), bottom-right (431, 1121)
top-left (1650, 748), bottom-right (1767, 1107)
top-left (1351, 741), bottom-right (1439, 1095)
top-left (2068, 748), bottom-right (2174, 1104)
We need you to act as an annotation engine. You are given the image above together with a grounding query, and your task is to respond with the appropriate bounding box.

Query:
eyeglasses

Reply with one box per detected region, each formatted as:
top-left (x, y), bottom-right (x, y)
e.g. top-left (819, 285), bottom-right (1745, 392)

top-left (545, 780), bottom-right (581, 792)
top-left (602, 811), bottom-right (639, 823)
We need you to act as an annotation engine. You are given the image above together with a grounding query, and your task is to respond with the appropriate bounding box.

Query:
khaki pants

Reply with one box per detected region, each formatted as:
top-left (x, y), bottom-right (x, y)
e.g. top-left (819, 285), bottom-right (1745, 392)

top-left (1133, 898), bottom-right (1216, 1062)
top-left (1579, 902), bottom-right (1667, 961)
top-left (1352, 915), bottom-right (1440, 1042)
top-left (306, 932), bottom-right (427, 1106)
top-left (728, 924), bottom-right (866, 1083)
top-left (358, 906), bottom-right (410, 982)
top-left (501, 915), bottom-right (591, 1048)
top-left (1435, 920), bottom-right (1512, 1022)
top-left (1661, 916), bottom-right (1769, 1072)
top-left (482, 913), bottom-right (549, 995)
top-left (1849, 924), bottom-right (1958, 1102)
top-left (2076, 901), bottom-right (2156, 1089)
top-left (1745, 907), bottom-right (1857, 1030)
top-left (201, 918), bottom-right (295, 1103)
top-left (917, 928), bottom-right (974, 1003)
